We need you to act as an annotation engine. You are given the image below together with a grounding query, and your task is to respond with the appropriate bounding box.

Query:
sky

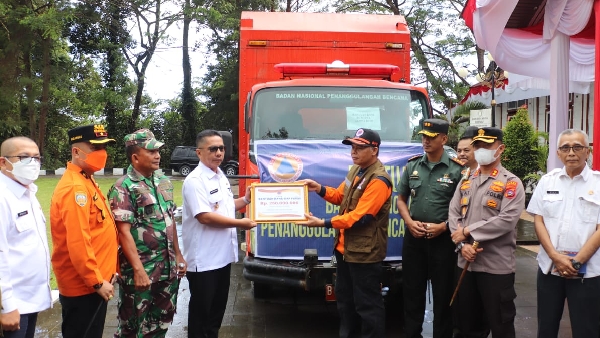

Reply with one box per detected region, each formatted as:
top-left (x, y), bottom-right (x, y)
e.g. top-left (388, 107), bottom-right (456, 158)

top-left (140, 22), bottom-right (212, 103)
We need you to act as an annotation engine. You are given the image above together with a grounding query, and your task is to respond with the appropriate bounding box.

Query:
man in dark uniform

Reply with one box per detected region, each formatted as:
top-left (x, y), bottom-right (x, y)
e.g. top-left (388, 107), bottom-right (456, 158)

top-left (299, 128), bottom-right (392, 338)
top-left (449, 127), bottom-right (524, 338)
top-left (398, 119), bottom-right (465, 338)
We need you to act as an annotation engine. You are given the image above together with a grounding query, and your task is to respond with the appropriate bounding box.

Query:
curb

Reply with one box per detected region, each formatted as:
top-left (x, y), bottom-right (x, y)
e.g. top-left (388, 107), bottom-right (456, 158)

top-left (40, 168), bottom-right (180, 176)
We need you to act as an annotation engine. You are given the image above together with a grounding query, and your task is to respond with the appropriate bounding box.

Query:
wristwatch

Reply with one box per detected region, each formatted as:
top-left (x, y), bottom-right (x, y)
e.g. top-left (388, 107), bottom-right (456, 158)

top-left (571, 259), bottom-right (582, 270)
top-left (93, 282), bottom-right (103, 290)
top-left (454, 242), bottom-right (465, 253)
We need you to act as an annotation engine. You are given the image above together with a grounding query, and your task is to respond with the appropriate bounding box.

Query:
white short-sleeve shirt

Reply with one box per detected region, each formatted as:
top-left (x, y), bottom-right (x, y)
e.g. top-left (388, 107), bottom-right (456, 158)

top-left (527, 165), bottom-right (600, 277)
top-left (182, 162), bottom-right (237, 272)
top-left (0, 172), bottom-right (52, 314)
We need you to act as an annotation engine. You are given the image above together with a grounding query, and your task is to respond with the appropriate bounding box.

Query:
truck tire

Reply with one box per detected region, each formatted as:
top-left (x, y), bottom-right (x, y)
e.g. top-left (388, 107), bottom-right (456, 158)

top-left (224, 164), bottom-right (237, 176)
top-left (252, 281), bottom-right (271, 299)
top-left (179, 165), bottom-right (192, 176)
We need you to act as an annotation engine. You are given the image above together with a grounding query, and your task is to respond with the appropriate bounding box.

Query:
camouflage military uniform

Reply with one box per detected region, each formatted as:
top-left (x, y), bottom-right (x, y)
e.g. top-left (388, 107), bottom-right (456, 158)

top-left (108, 130), bottom-right (180, 338)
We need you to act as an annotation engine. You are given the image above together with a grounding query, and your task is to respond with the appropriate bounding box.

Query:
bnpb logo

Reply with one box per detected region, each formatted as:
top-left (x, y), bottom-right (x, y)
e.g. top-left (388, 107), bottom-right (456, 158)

top-left (268, 152), bottom-right (303, 183)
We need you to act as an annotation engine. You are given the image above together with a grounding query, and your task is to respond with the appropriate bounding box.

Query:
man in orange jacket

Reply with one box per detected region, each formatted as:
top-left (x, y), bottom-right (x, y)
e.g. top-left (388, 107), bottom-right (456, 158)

top-left (50, 124), bottom-right (119, 338)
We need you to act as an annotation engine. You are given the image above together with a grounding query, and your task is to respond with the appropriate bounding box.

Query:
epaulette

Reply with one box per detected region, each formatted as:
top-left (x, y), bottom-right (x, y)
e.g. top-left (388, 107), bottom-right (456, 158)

top-left (408, 154), bottom-right (422, 162)
top-left (451, 157), bottom-right (465, 166)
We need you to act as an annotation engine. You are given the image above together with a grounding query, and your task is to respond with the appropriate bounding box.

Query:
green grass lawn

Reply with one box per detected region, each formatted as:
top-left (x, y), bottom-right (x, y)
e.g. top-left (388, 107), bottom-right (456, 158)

top-left (35, 176), bottom-right (184, 289)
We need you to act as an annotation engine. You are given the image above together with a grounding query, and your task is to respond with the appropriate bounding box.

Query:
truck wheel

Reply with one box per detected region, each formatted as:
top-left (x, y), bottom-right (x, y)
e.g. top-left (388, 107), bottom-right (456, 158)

top-left (224, 164), bottom-right (237, 176)
top-left (252, 282), bottom-right (271, 299)
top-left (179, 165), bottom-right (192, 176)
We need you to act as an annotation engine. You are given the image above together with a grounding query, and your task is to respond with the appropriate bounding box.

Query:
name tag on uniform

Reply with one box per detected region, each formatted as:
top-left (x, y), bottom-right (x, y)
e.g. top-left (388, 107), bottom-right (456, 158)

top-left (17, 210), bottom-right (28, 217)
top-left (210, 189), bottom-right (218, 195)
top-left (546, 191), bottom-right (559, 194)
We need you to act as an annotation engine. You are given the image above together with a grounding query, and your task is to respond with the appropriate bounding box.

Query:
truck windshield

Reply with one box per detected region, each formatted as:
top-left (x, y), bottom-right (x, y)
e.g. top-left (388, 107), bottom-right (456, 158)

top-left (250, 87), bottom-right (429, 142)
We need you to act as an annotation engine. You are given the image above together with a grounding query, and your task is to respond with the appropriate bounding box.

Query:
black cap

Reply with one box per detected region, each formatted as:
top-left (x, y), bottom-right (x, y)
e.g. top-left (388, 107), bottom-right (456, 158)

top-left (68, 124), bottom-right (116, 145)
top-left (342, 128), bottom-right (381, 147)
top-left (418, 118), bottom-right (449, 137)
top-left (471, 127), bottom-right (503, 144)
top-left (461, 126), bottom-right (479, 139)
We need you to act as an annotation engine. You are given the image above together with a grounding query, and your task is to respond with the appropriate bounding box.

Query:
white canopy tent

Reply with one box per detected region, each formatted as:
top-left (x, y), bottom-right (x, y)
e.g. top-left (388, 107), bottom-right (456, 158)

top-left (463, 0), bottom-right (599, 170)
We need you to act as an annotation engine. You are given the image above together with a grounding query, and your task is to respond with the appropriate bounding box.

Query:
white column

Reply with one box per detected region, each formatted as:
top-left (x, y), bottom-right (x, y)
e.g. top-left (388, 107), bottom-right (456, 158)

top-left (547, 31), bottom-right (570, 171)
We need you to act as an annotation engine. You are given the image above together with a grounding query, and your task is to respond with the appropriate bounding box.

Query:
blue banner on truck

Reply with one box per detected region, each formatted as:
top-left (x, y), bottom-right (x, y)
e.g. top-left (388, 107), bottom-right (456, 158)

top-left (253, 140), bottom-right (423, 260)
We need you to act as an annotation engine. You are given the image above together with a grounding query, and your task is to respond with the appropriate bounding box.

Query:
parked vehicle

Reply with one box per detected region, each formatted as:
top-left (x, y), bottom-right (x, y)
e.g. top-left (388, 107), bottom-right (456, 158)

top-left (169, 131), bottom-right (238, 176)
top-left (237, 11), bottom-right (433, 300)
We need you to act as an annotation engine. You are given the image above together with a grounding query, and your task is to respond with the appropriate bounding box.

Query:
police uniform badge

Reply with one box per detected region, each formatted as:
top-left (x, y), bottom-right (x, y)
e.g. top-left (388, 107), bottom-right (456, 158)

top-left (504, 181), bottom-right (518, 199)
top-left (75, 191), bottom-right (87, 207)
top-left (409, 170), bottom-right (419, 179)
top-left (437, 173), bottom-right (453, 185)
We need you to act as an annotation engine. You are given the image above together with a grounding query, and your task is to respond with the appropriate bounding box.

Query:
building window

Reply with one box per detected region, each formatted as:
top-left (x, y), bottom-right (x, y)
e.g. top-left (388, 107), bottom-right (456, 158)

top-left (507, 99), bottom-right (527, 113)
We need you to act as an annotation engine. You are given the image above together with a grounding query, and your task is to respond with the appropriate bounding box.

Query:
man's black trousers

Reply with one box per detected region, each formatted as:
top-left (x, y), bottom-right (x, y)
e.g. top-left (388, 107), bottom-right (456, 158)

top-left (334, 250), bottom-right (385, 338)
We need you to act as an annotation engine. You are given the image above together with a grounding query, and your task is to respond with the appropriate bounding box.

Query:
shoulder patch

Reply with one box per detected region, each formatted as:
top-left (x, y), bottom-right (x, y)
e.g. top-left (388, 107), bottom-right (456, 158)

top-left (75, 191), bottom-right (88, 207)
top-left (408, 154), bottom-right (422, 162)
top-left (451, 157), bottom-right (465, 166)
top-left (504, 180), bottom-right (518, 199)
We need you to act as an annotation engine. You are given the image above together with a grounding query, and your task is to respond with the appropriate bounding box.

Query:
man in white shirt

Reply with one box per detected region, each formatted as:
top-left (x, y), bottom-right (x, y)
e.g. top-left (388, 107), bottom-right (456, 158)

top-left (181, 129), bottom-right (256, 338)
top-left (0, 137), bottom-right (52, 338)
top-left (527, 129), bottom-right (600, 338)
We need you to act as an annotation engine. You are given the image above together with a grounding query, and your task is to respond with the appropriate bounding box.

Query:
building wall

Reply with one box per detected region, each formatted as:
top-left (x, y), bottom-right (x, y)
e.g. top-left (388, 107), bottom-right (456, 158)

top-left (496, 94), bottom-right (595, 143)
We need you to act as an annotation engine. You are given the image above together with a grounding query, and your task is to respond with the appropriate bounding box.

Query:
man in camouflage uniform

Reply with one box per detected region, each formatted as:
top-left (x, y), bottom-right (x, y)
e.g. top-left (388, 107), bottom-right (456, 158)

top-left (108, 129), bottom-right (186, 338)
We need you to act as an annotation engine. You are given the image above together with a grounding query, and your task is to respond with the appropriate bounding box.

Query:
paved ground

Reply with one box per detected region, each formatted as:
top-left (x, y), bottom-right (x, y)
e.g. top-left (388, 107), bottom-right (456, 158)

top-left (34, 245), bottom-right (575, 338)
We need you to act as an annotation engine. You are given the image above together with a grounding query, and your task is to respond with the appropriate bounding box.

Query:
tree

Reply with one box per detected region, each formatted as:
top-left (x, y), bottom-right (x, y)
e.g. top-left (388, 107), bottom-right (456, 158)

top-left (180, 0), bottom-right (198, 145)
top-left (502, 107), bottom-right (539, 181)
top-left (332, 0), bottom-right (477, 112)
top-left (123, 0), bottom-right (183, 131)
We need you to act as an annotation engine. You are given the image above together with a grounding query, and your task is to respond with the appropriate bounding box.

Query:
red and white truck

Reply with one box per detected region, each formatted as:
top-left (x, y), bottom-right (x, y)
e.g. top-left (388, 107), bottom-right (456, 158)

top-left (238, 11), bottom-right (432, 299)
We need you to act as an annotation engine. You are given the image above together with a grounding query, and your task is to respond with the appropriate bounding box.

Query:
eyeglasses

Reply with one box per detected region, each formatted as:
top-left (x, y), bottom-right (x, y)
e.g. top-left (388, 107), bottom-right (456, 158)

top-left (4, 155), bottom-right (43, 164)
top-left (558, 145), bottom-right (587, 153)
top-left (198, 146), bottom-right (225, 153)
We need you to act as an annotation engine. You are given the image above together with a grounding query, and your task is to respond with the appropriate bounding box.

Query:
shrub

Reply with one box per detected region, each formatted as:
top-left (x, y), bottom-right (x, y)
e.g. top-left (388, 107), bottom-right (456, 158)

top-left (502, 107), bottom-right (539, 182)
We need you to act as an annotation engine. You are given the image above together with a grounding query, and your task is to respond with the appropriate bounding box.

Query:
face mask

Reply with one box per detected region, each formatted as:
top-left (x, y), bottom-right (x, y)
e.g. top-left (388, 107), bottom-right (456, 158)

top-left (474, 147), bottom-right (500, 166)
top-left (6, 158), bottom-right (41, 185)
top-left (77, 148), bottom-right (108, 172)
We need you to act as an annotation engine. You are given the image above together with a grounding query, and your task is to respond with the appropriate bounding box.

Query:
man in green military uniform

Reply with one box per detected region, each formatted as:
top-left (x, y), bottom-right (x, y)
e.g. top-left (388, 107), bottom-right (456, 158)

top-left (107, 129), bottom-right (186, 337)
top-left (397, 119), bottom-right (465, 338)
